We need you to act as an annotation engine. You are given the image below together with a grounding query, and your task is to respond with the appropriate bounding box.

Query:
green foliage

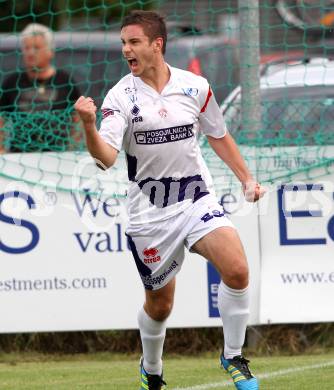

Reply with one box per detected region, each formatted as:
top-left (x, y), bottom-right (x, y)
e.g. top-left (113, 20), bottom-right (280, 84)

top-left (0, 324), bottom-right (333, 354)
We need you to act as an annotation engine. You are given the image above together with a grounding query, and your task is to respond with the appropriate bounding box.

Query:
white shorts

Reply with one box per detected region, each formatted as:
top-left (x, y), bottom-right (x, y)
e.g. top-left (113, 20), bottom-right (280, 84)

top-left (126, 194), bottom-right (235, 290)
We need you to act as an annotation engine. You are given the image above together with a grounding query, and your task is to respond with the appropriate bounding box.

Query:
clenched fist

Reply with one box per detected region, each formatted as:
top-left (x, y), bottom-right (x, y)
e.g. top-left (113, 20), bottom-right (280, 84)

top-left (74, 96), bottom-right (97, 125)
top-left (242, 181), bottom-right (266, 202)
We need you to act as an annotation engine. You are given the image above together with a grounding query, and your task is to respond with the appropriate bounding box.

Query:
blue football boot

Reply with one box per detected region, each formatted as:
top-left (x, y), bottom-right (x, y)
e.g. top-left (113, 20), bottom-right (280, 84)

top-left (220, 354), bottom-right (259, 389)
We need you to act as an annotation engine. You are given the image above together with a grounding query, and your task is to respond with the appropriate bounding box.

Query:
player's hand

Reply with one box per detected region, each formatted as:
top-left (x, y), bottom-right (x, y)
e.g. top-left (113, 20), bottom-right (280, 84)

top-left (74, 96), bottom-right (97, 125)
top-left (242, 181), bottom-right (266, 202)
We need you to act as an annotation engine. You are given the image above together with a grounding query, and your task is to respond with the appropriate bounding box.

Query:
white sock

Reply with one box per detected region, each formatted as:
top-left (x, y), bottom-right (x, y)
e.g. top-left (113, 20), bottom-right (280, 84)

top-left (137, 307), bottom-right (167, 375)
top-left (218, 281), bottom-right (250, 359)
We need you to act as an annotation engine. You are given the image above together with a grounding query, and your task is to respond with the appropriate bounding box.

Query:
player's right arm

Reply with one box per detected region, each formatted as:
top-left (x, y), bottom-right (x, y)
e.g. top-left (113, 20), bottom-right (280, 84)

top-left (74, 96), bottom-right (118, 169)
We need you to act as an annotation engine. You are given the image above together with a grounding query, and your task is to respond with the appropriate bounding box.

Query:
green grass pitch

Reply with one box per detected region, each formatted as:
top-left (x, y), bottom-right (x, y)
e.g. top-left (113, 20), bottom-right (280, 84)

top-left (0, 351), bottom-right (333, 389)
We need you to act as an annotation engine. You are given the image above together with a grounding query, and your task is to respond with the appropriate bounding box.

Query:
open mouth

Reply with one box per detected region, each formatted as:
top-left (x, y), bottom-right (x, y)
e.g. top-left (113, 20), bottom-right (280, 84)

top-left (127, 58), bottom-right (138, 70)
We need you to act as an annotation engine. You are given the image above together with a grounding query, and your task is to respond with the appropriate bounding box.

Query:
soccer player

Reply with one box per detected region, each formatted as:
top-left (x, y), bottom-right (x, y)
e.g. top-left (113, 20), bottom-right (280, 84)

top-left (75, 10), bottom-right (265, 390)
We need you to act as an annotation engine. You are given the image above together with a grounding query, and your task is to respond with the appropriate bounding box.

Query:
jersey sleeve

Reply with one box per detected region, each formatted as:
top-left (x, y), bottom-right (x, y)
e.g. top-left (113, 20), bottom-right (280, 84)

top-left (98, 88), bottom-right (128, 152)
top-left (198, 81), bottom-right (227, 138)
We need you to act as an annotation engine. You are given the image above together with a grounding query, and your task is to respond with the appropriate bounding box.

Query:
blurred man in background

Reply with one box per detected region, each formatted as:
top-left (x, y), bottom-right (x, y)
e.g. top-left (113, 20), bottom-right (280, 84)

top-left (0, 23), bottom-right (81, 153)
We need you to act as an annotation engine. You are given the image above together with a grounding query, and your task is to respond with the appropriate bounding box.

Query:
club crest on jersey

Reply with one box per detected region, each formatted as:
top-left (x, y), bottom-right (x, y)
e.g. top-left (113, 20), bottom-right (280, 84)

top-left (158, 108), bottom-right (168, 118)
top-left (101, 108), bottom-right (120, 118)
top-left (182, 87), bottom-right (199, 97)
top-left (143, 247), bottom-right (161, 264)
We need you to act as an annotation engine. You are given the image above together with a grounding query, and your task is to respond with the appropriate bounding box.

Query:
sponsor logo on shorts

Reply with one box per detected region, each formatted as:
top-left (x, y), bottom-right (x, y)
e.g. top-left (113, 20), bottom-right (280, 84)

top-left (143, 247), bottom-right (158, 257)
top-left (143, 247), bottom-right (161, 264)
top-left (134, 124), bottom-right (194, 145)
top-left (142, 260), bottom-right (179, 289)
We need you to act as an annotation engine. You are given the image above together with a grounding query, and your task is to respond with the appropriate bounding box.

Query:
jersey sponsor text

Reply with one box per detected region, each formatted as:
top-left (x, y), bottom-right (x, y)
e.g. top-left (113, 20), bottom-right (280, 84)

top-left (134, 124), bottom-right (193, 145)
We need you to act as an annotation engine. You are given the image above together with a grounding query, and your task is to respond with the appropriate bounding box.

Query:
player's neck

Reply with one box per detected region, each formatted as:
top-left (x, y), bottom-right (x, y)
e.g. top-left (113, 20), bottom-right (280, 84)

top-left (140, 61), bottom-right (170, 94)
top-left (26, 65), bottom-right (56, 81)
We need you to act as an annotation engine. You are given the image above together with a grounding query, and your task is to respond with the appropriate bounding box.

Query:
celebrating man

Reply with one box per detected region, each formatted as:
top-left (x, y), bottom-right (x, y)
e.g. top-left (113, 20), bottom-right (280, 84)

top-left (75, 10), bottom-right (265, 390)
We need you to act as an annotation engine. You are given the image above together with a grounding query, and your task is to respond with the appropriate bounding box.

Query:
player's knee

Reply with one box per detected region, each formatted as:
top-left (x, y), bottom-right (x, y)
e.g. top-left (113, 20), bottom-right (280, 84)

top-left (146, 299), bottom-right (173, 321)
top-left (224, 262), bottom-right (249, 289)
top-left (156, 301), bottom-right (173, 321)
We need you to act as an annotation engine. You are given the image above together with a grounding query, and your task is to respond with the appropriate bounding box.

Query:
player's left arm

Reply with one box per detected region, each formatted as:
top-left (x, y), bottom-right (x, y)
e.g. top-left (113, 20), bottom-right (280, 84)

top-left (198, 81), bottom-right (265, 202)
top-left (207, 133), bottom-right (265, 202)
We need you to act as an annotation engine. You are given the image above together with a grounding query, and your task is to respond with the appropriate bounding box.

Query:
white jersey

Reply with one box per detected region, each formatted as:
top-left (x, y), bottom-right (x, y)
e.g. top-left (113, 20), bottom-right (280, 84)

top-left (99, 65), bottom-right (227, 225)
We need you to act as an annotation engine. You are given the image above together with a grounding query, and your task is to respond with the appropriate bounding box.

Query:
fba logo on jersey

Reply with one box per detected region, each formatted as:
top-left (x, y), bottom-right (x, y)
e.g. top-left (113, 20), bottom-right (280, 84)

top-left (131, 104), bottom-right (140, 116)
top-left (131, 104), bottom-right (143, 123)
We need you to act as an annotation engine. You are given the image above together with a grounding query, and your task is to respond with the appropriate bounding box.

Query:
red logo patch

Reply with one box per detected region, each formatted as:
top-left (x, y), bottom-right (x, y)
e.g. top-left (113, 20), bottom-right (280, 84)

top-left (101, 108), bottom-right (120, 119)
top-left (143, 247), bottom-right (161, 264)
top-left (101, 108), bottom-right (114, 118)
top-left (143, 247), bottom-right (159, 257)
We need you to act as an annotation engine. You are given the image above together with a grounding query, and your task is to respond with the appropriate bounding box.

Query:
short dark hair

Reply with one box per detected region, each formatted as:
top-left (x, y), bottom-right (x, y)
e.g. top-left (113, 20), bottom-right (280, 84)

top-left (121, 10), bottom-right (167, 54)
